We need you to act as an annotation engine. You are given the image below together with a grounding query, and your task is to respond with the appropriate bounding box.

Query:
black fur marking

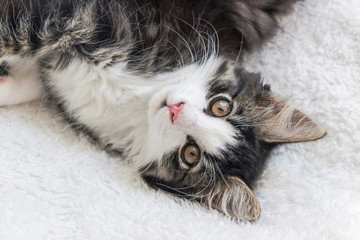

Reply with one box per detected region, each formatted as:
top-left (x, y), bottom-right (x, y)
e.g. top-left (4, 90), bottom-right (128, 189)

top-left (207, 80), bottom-right (237, 99)
top-left (214, 61), bottom-right (229, 77)
top-left (0, 61), bottom-right (9, 76)
top-left (240, 127), bottom-right (257, 147)
top-left (226, 117), bottom-right (257, 146)
top-left (234, 107), bottom-right (245, 116)
top-left (207, 68), bottom-right (253, 100)
top-left (142, 174), bottom-right (193, 199)
top-left (204, 139), bottom-right (262, 187)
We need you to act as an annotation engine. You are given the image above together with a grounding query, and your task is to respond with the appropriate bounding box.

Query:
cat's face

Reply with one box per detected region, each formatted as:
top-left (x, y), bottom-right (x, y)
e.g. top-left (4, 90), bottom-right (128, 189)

top-left (141, 59), bottom-right (325, 221)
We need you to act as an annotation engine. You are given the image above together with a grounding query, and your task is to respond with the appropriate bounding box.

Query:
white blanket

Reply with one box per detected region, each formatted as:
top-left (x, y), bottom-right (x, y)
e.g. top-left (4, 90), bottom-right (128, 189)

top-left (1, 0), bottom-right (359, 239)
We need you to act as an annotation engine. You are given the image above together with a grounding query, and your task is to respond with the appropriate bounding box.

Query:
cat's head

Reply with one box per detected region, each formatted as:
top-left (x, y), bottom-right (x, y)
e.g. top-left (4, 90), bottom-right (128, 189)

top-left (140, 58), bottom-right (325, 221)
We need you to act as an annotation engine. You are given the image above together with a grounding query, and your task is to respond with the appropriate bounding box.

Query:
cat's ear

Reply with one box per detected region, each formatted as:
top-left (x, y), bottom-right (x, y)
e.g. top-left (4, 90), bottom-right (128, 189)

top-left (202, 176), bottom-right (260, 221)
top-left (255, 94), bottom-right (326, 143)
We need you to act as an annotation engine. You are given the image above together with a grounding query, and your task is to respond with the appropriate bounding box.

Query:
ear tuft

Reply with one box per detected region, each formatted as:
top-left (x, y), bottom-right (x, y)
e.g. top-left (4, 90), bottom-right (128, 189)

top-left (204, 177), bottom-right (260, 221)
top-left (255, 95), bottom-right (326, 143)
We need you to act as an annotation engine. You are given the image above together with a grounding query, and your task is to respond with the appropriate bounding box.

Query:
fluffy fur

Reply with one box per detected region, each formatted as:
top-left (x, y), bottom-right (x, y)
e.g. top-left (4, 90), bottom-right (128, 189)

top-left (0, 0), bottom-right (359, 238)
top-left (0, 0), bottom-right (326, 220)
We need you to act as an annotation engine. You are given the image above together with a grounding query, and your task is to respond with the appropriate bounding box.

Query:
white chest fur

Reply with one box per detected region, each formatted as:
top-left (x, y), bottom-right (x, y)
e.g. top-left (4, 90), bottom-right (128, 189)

top-left (47, 59), bottom-right (157, 154)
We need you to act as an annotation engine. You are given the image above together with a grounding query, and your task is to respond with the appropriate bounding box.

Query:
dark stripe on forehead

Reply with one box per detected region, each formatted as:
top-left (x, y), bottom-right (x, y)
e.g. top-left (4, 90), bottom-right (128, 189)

top-left (207, 79), bottom-right (235, 99)
top-left (232, 69), bottom-right (249, 97)
top-left (234, 106), bottom-right (244, 115)
top-left (214, 61), bottom-right (229, 77)
top-left (234, 70), bottom-right (263, 98)
top-left (207, 76), bottom-right (245, 99)
top-left (207, 66), bottom-right (260, 100)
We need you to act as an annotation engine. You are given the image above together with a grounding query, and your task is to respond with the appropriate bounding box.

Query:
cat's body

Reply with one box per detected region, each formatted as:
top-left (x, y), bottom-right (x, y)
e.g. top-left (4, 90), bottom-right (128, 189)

top-left (0, 0), bottom-right (325, 221)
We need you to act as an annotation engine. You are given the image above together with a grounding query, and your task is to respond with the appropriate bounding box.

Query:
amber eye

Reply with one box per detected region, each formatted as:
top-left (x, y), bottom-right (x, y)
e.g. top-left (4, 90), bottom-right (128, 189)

top-left (182, 144), bottom-right (201, 166)
top-left (210, 98), bottom-right (232, 117)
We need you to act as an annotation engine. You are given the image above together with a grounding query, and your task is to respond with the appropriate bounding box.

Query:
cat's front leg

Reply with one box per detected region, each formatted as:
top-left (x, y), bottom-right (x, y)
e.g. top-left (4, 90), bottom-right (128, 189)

top-left (0, 56), bottom-right (43, 106)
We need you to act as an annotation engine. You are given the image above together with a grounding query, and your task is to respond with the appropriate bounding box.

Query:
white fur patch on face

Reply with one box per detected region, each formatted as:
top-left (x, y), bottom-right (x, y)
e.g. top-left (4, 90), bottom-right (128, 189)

top-left (146, 57), bottom-right (237, 162)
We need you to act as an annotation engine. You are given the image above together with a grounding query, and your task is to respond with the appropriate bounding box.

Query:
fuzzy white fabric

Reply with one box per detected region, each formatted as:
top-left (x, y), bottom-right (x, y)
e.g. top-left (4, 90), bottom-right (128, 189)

top-left (1, 0), bottom-right (359, 239)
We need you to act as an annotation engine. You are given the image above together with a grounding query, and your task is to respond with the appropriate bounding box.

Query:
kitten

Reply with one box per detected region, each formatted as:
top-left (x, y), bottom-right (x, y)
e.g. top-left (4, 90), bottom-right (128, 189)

top-left (0, 0), bottom-right (325, 221)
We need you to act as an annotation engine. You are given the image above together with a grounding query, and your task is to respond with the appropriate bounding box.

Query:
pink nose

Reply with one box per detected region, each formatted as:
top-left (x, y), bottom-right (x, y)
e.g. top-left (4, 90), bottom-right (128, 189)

top-left (167, 102), bottom-right (184, 123)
